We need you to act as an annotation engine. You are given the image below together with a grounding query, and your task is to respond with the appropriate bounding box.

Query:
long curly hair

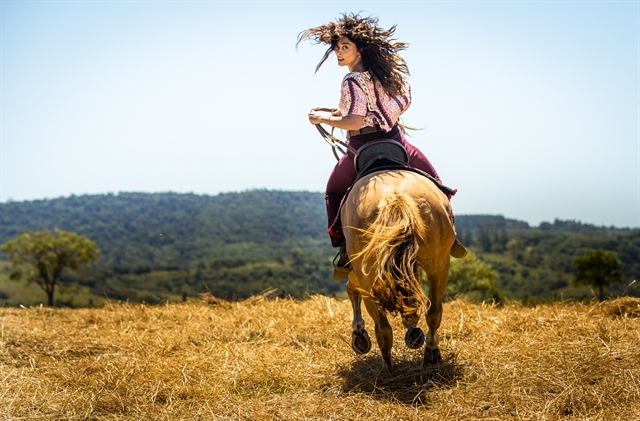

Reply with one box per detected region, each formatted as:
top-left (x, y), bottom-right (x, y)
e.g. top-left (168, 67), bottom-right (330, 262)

top-left (297, 13), bottom-right (410, 97)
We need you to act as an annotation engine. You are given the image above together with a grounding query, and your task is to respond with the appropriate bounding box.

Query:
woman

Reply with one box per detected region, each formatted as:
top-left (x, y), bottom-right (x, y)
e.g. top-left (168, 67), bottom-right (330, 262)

top-left (298, 14), bottom-right (465, 274)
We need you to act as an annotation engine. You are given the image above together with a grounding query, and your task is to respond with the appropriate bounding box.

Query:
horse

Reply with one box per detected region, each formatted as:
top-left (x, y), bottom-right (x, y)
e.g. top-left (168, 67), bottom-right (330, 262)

top-left (340, 168), bottom-right (456, 371)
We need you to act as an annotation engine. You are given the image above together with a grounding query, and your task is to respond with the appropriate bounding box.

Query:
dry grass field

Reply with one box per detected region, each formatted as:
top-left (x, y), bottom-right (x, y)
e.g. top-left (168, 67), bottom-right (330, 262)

top-left (1, 293), bottom-right (639, 421)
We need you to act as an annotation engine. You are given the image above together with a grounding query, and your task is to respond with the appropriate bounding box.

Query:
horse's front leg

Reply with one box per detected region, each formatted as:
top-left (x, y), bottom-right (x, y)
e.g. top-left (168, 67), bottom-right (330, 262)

top-left (346, 277), bottom-right (371, 354)
top-left (362, 298), bottom-right (394, 372)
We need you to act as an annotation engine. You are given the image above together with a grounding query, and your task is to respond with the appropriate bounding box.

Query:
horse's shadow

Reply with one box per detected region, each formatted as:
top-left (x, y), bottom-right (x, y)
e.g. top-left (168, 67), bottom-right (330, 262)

top-left (336, 349), bottom-right (462, 406)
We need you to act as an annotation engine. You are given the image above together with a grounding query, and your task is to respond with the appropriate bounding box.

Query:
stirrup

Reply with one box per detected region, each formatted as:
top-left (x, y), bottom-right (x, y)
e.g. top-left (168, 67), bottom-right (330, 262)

top-left (451, 239), bottom-right (467, 258)
top-left (332, 251), bottom-right (351, 281)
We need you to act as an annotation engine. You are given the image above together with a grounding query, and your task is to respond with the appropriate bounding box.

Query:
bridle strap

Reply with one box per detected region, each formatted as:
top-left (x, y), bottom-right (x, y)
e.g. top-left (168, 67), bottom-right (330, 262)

top-left (312, 107), bottom-right (358, 161)
top-left (315, 125), bottom-right (358, 160)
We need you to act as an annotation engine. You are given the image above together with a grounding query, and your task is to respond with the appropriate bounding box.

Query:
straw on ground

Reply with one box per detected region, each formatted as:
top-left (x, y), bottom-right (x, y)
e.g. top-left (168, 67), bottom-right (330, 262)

top-left (1, 294), bottom-right (639, 420)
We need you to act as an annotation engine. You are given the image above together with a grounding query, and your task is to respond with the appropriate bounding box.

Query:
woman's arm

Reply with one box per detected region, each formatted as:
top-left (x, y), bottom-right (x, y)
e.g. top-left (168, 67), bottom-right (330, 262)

top-left (308, 110), bottom-right (364, 131)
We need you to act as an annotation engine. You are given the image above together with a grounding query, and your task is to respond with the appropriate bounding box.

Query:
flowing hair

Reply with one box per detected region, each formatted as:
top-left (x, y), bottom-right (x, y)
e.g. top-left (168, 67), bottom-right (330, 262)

top-left (297, 13), bottom-right (410, 97)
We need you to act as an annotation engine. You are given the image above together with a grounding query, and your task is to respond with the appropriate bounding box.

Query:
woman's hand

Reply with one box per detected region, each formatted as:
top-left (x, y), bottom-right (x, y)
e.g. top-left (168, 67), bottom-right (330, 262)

top-left (308, 110), bottom-right (324, 125)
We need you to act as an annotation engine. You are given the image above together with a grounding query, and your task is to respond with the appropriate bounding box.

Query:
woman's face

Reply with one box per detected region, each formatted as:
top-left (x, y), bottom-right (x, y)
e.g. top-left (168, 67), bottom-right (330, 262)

top-left (334, 36), bottom-right (361, 69)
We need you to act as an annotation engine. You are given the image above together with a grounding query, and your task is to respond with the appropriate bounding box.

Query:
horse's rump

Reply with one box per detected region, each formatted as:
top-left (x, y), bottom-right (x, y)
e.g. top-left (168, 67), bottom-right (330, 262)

top-left (342, 170), bottom-right (455, 321)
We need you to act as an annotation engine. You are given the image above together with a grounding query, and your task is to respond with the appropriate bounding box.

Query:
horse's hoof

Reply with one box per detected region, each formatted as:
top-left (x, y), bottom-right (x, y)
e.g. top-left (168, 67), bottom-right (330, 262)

top-left (351, 329), bottom-right (372, 354)
top-left (383, 363), bottom-right (393, 375)
top-left (424, 347), bottom-right (442, 364)
top-left (404, 326), bottom-right (425, 349)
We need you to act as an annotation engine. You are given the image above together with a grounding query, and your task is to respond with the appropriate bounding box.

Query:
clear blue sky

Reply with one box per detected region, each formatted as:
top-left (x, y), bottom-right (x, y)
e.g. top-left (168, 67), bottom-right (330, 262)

top-left (1, 0), bottom-right (638, 228)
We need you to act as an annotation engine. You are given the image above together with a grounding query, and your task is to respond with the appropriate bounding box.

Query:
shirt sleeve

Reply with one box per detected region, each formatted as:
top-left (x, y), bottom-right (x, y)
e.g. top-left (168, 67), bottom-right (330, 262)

top-left (397, 80), bottom-right (412, 115)
top-left (338, 75), bottom-right (368, 117)
top-left (403, 81), bottom-right (412, 112)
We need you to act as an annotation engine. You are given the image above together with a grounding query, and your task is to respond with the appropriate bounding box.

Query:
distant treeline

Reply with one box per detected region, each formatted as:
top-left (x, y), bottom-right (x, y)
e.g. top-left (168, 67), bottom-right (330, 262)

top-left (453, 215), bottom-right (638, 300)
top-left (1, 191), bottom-right (638, 304)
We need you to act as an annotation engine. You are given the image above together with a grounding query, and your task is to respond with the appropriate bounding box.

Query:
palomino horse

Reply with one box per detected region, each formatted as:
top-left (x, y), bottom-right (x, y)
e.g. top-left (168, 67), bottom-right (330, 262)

top-left (341, 169), bottom-right (455, 371)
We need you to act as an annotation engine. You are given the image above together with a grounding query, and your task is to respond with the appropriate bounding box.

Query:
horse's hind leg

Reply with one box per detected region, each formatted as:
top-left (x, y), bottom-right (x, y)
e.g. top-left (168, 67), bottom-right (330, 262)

top-left (400, 268), bottom-right (425, 350)
top-left (362, 298), bottom-right (393, 371)
top-left (423, 262), bottom-right (449, 364)
top-left (404, 324), bottom-right (425, 350)
top-left (401, 304), bottom-right (425, 350)
top-left (346, 278), bottom-right (371, 354)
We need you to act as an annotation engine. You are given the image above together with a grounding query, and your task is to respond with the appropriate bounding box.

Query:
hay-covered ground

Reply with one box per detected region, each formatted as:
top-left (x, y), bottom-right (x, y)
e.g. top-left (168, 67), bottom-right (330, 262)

top-left (1, 294), bottom-right (639, 420)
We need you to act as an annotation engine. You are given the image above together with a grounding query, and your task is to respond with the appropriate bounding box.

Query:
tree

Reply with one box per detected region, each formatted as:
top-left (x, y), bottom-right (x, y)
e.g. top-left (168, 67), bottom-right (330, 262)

top-left (572, 248), bottom-right (622, 301)
top-left (447, 251), bottom-right (503, 302)
top-left (1, 229), bottom-right (99, 306)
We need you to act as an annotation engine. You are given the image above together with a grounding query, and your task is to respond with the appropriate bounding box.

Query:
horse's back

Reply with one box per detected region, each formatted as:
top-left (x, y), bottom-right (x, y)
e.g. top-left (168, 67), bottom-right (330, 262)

top-left (341, 170), bottom-right (455, 246)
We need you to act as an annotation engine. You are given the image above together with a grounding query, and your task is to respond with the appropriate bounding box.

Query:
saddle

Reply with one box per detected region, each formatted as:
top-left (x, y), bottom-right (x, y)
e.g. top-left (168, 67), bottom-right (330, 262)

top-left (355, 139), bottom-right (409, 177)
top-left (329, 139), bottom-right (457, 236)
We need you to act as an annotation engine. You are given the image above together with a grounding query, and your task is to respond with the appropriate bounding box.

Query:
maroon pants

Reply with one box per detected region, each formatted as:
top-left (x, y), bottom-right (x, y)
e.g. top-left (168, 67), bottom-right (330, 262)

top-left (325, 125), bottom-right (442, 247)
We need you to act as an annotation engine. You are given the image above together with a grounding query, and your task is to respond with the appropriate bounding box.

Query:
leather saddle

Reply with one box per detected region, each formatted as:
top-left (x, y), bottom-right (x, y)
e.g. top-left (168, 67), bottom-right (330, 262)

top-left (354, 139), bottom-right (409, 179)
top-left (353, 139), bottom-right (454, 197)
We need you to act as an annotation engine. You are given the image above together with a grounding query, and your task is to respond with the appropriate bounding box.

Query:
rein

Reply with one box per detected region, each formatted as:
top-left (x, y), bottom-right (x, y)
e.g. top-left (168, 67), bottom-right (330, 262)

top-left (312, 108), bottom-right (358, 161)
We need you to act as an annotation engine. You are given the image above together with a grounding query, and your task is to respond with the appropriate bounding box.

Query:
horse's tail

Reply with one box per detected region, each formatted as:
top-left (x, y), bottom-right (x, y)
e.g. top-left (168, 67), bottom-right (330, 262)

top-left (354, 194), bottom-right (428, 320)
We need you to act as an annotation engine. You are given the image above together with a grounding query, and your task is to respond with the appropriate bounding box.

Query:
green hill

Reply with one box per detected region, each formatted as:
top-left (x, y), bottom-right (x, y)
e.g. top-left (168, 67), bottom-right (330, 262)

top-left (0, 191), bottom-right (330, 265)
top-left (1, 191), bottom-right (638, 306)
top-left (0, 191), bottom-right (338, 304)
